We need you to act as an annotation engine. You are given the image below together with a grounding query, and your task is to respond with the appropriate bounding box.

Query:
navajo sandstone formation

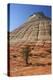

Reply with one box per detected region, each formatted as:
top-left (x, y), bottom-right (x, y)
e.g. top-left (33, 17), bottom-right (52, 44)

top-left (9, 12), bottom-right (51, 76)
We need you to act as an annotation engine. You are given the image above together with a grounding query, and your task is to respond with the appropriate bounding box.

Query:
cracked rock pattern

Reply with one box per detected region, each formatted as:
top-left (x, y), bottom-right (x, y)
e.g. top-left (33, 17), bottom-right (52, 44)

top-left (9, 12), bottom-right (51, 76)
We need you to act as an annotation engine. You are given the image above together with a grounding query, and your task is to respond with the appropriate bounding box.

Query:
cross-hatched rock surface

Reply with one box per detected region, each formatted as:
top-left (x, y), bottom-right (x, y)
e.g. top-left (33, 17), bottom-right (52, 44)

top-left (9, 12), bottom-right (51, 76)
top-left (10, 12), bottom-right (51, 44)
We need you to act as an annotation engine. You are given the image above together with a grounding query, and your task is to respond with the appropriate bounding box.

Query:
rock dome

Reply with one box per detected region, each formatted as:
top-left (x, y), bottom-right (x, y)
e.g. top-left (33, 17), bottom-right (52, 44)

top-left (10, 12), bottom-right (51, 44)
top-left (9, 12), bottom-right (51, 76)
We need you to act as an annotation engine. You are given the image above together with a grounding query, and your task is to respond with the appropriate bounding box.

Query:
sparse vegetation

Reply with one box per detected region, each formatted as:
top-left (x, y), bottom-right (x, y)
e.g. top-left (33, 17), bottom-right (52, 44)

top-left (22, 46), bottom-right (30, 65)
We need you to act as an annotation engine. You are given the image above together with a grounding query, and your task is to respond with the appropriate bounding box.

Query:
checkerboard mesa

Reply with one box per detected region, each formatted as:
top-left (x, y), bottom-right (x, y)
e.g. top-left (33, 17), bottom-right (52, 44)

top-left (10, 12), bottom-right (51, 44)
top-left (9, 12), bottom-right (51, 76)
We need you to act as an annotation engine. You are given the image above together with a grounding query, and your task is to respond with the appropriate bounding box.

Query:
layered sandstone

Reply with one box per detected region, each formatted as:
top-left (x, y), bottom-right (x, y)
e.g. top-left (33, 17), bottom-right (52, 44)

top-left (9, 12), bottom-right (51, 76)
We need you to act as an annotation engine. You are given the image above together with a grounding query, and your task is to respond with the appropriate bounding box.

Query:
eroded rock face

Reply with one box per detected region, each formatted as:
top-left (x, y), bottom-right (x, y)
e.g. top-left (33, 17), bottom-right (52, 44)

top-left (9, 12), bottom-right (51, 76)
top-left (10, 12), bottom-right (51, 43)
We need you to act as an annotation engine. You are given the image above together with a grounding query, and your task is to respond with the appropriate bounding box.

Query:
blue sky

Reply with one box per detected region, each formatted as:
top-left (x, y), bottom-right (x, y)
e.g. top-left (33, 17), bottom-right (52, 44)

top-left (8, 4), bottom-right (51, 32)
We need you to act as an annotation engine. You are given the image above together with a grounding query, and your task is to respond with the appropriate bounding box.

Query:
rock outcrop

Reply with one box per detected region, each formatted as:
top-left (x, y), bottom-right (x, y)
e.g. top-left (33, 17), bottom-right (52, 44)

top-left (10, 12), bottom-right (51, 43)
top-left (9, 12), bottom-right (51, 76)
